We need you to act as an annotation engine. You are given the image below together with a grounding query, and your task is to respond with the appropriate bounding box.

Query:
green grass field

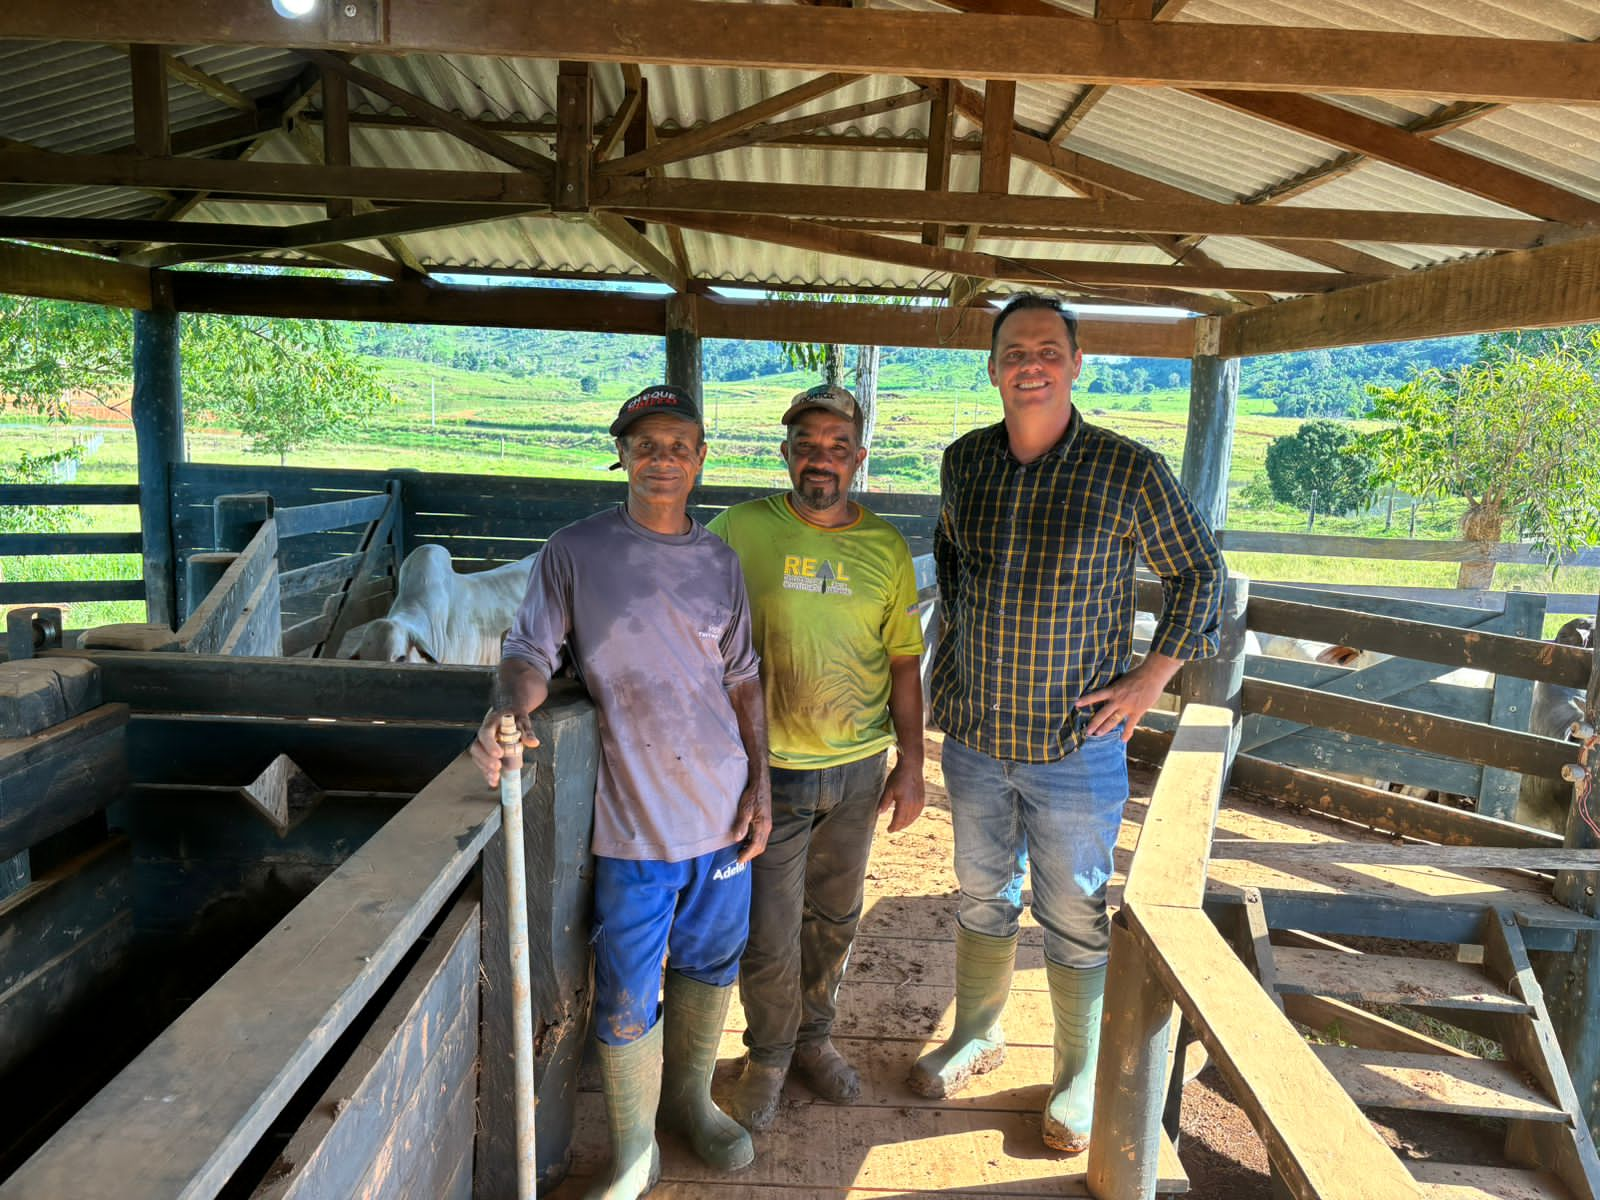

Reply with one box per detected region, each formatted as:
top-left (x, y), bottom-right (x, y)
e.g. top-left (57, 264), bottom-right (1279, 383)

top-left (1, 358), bottom-right (1594, 631)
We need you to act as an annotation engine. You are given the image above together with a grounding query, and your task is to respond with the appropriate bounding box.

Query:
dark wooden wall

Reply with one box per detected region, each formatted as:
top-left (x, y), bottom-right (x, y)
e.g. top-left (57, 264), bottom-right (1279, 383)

top-left (169, 463), bottom-right (941, 593)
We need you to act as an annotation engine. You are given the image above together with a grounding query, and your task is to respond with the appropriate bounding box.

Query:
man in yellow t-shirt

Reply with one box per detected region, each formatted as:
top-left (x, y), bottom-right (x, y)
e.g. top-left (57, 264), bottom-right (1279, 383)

top-left (708, 383), bottom-right (926, 1132)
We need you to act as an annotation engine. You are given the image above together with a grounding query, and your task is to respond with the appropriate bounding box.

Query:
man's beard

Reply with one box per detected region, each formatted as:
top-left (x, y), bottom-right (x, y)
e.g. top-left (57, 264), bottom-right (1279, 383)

top-left (796, 474), bottom-right (843, 511)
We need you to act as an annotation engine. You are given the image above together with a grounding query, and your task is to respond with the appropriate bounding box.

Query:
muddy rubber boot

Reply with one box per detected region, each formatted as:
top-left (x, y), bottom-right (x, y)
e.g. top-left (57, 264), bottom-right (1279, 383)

top-left (659, 971), bottom-right (756, 1171)
top-left (729, 1057), bottom-right (788, 1132)
top-left (1041, 960), bottom-right (1106, 1153)
top-left (906, 926), bottom-right (1016, 1098)
top-left (794, 1037), bottom-right (861, 1103)
top-left (584, 1022), bottom-right (663, 1200)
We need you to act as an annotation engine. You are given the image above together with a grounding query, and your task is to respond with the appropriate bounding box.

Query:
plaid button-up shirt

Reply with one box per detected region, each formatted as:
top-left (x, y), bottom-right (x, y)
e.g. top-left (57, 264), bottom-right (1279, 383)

top-left (930, 412), bottom-right (1225, 763)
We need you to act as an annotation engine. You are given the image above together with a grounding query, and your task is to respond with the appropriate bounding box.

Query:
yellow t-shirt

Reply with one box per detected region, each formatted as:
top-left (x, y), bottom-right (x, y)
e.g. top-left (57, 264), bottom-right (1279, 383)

top-left (709, 493), bottom-right (924, 769)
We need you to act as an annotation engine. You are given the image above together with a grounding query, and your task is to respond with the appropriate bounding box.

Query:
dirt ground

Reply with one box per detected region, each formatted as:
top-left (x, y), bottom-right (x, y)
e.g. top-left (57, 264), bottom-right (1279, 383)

top-left (549, 735), bottom-right (1523, 1198)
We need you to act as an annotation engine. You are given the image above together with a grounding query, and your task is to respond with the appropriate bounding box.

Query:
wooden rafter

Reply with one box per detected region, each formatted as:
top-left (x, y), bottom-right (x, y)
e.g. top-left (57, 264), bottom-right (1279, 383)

top-left (591, 71), bottom-right (642, 163)
top-left (599, 72), bottom-right (863, 176)
top-left (623, 210), bottom-right (1251, 313)
top-left (594, 176), bottom-right (1555, 247)
top-left (285, 119), bottom-right (429, 278)
top-left (589, 211), bottom-right (687, 292)
top-left (162, 52), bottom-right (255, 112)
top-left (932, 78), bottom-right (1405, 282)
top-left (1196, 89), bottom-right (1600, 225)
top-left (10, 4), bottom-right (1600, 103)
top-left (626, 72), bottom-right (693, 280)
top-left (300, 50), bottom-right (554, 176)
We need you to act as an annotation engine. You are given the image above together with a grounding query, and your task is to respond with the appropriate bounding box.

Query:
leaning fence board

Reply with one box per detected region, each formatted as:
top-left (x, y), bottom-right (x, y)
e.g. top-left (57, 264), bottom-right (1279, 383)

top-left (0, 753), bottom-right (502, 1200)
top-left (1125, 902), bottom-right (1424, 1199)
top-left (1227, 755), bottom-right (1561, 849)
top-left (176, 520), bottom-right (279, 656)
top-left (1248, 597), bottom-right (1591, 690)
top-left (1243, 677), bottom-right (1574, 780)
top-left (253, 890), bottom-right (480, 1200)
top-left (0, 704), bottom-right (129, 862)
top-left (1311, 1046), bottom-right (1567, 1121)
top-left (1121, 704), bottom-right (1232, 910)
top-left (1270, 947), bottom-right (1529, 1013)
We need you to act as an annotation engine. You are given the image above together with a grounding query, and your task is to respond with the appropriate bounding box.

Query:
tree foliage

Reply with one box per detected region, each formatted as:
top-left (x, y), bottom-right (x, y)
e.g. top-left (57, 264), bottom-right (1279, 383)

top-left (1263, 420), bottom-right (1375, 515)
top-left (1357, 333), bottom-right (1600, 583)
top-left (0, 297), bottom-right (393, 462)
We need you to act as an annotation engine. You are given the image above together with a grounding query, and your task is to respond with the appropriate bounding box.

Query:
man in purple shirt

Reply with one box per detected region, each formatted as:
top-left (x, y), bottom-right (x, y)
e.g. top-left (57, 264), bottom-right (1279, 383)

top-left (472, 385), bottom-right (771, 1199)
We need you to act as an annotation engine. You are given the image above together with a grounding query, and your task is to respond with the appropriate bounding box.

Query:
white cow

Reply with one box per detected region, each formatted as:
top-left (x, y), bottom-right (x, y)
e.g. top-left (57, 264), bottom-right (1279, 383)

top-left (352, 543), bottom-right (536, 665)
top-left (1515, 618), bottom-right (1593, 832)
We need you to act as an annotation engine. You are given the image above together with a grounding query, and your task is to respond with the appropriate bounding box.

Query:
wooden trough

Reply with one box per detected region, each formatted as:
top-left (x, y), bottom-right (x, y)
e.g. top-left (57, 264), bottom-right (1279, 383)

top-left (0, 649), bottom-right (600, 1198)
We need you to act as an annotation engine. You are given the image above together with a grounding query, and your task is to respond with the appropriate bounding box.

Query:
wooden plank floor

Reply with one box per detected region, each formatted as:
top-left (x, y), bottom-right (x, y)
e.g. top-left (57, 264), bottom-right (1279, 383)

top-left (542, 732), bottom-right (1567, 1198)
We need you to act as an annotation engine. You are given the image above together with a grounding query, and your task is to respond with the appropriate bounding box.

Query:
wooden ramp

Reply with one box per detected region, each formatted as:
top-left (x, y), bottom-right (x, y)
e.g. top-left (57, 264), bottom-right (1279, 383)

top-left (1212, 861), bottom-right (1600, 1200)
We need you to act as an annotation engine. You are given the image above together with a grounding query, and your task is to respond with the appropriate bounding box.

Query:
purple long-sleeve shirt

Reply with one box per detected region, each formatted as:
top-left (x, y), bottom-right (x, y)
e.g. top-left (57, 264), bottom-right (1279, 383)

top-left (503, 505), bottom-right (760, 861)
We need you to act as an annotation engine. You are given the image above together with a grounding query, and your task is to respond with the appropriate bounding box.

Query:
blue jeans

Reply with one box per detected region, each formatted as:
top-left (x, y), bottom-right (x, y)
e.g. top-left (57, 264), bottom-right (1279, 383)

top-left (940, 730), bottom-right (1129, 969)
top-left (591, 844), bottom-right (752, 1045)
top-left (739, 751), bottom-right (888, 1066)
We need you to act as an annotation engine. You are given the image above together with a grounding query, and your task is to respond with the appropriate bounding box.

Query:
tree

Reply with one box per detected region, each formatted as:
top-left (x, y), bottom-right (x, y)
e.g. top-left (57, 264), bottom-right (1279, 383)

top-left (1358, 333), bottom-right (1600, 588)
top-left (1264, 420), bottom-right (1375, 517)
top-left (0, 297), bottom-right (394, 466)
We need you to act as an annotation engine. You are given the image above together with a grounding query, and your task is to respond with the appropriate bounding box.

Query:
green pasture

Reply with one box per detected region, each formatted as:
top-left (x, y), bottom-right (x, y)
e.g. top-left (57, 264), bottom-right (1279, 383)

top-left (0, 358), bottom-right (1594, 632)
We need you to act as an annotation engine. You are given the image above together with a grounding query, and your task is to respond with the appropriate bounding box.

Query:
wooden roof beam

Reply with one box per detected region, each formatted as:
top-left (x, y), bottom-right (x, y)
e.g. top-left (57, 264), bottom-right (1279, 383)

top-left (627, 209), bottom-right (1249, 313)
top-left (597, 176), bottom-right (1557, 247)
top-left (0, 240), bottom-right (152, 308)
top-left (300, 50), bottom-right (555, 176)
top-left (160, 270), bottom-right (1196, 355)
top-left (8, 5), bottom-right (1600, 103)
top-left (932, 77), bottom-right (1405, 279)
top-left (162, 52), bottom-right (256, 112)
top-left (599, 71), bottom-right (863, 176)
top-left (1195, 90), bottom-right (1600, 226)
top-left (589, 211), bottom-right (687, 292)
top-left (1220, 230), bottom-right (1600, 355)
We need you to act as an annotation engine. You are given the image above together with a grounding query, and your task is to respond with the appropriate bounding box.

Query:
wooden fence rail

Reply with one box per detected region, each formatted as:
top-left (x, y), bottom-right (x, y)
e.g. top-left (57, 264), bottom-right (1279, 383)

top-left (0, 483), bottom-right (143, 607)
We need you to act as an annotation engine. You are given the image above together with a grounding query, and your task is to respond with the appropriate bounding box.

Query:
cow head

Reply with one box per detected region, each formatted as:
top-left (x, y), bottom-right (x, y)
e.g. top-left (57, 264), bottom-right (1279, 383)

top-left (352, 618), bottom-right (439, 664)
top-left (1555, 618), bottom-right (1594, 649)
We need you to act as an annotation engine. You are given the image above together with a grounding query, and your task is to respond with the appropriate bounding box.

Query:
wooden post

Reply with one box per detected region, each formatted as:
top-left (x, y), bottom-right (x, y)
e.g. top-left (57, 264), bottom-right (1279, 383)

top-left (132, 296), bottom-right (184, 630)
top-left (1086, 912), bottom-right (1175, 1200)
top-left (1179, 574), bottom-right (1250, 782)
top-left (1478, 591), bottom-right (1545, 819)
top-left (554, 61), bottom-right (592, 214)
top-left (666, 291), bottom-right (703, 413)
top-left (1181, 319), bottom-right (1239, 531)
top-left (1539, 592), bottom-right (1600, 1137)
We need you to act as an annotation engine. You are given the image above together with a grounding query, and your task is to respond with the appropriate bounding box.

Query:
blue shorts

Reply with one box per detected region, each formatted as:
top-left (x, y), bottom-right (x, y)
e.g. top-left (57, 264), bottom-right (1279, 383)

top-left (592, 843), bottom-right (752, 1045)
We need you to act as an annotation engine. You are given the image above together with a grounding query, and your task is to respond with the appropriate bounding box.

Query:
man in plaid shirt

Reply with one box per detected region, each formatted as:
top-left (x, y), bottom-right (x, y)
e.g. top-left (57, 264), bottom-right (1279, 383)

top-left (909, 293), bottom-right (1224, 1153)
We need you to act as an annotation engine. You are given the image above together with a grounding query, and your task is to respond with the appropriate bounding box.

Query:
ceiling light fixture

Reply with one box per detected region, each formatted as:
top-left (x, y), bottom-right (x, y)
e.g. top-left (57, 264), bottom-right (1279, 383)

top-left (271, 0), bottom-right (319, 18)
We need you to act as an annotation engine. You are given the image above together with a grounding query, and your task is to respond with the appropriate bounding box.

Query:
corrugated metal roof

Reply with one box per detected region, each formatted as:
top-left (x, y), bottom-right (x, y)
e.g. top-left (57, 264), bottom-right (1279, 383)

top-left (2, 1), bottom-right (1599, 311)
